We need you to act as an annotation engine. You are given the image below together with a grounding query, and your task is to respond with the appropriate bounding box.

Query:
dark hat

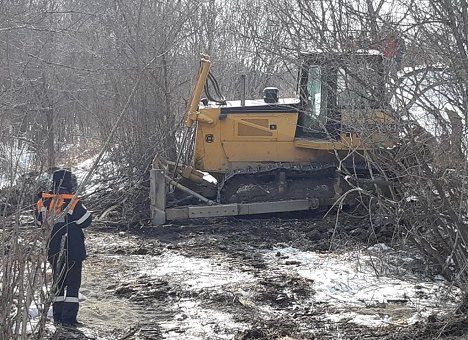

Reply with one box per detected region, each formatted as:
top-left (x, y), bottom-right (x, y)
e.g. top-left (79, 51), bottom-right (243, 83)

top-left (52, 169), bottom-right (73, 192)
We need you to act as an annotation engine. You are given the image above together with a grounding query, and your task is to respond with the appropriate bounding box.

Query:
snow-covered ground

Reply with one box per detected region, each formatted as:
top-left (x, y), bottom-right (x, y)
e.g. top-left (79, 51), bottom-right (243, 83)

top-left (263, 246), bottom-right (460, 327)
top-left (72, 154), bottom-right (100, 195)
top-left (0, 142), bottom-right (35, 189)
top-left (72, 153), bottom-right (119, 196)
top-left (99, 240), bottom-right (460, 339)
top-left (20, 212), bottom-right (464, 339)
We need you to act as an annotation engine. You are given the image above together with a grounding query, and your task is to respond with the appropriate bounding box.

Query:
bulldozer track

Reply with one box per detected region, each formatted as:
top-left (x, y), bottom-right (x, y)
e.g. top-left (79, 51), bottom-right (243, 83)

top-left (217, 162), bottom-right (339, 204)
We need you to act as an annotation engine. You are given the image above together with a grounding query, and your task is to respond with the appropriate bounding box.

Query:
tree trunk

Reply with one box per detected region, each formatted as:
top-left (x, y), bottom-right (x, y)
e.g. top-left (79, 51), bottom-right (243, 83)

top-left (46, 107), bottom-right (55, 170)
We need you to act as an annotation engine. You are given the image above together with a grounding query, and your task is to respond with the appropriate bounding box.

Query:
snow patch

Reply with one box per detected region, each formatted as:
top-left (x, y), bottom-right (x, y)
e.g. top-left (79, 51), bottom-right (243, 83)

top-left (160, 299), bottom-right (248, 340)
top-left (262, 247), bottom-right (461, 327)
top-left (367, 243), bottom-right (393, 252)
top-left (134, 252), bottom-right (255, 290)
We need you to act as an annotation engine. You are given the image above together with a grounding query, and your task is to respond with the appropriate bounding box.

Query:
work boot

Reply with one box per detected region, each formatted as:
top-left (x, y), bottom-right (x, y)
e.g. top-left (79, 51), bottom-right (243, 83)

top-left (61, 321), bottom-right (84, 329)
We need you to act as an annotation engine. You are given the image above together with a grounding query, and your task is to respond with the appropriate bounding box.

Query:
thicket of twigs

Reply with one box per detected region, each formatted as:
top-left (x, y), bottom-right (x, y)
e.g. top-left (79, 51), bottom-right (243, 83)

top-left (366, 135), bottom-right (467, 276)
top-left (352, 119), bottom-right (468, 324)
top-left (2, 0), bottom-right (468, 338)
top-left (391, 133), bottom-right (468, 284)
top-left (0, 202), bottom-right (51, 339)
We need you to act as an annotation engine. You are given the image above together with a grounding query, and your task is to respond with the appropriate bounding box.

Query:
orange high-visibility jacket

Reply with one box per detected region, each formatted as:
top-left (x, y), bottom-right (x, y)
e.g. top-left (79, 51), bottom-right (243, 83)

top-left (36, 193), bottom-right (92, 262)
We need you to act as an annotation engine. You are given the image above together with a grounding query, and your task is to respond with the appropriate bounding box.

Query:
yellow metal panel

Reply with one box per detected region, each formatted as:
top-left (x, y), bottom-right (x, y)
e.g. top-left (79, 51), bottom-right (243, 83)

top-left (341, 109), bottom-right (399, 147)
top-left (240, 118), bottom-right (269, 128)
top-left (192, 107), bottom-right (384, 173)
top-left (194, 108), bottom-right (302, 172)
top-left (238, 119), bottom-right (273, 137)
top-left (222, 141), bottom-right (333, 163)
top-left (194, 107), bottom-right (226, 171)
top-left (223, 113), bottom-right (298, 142)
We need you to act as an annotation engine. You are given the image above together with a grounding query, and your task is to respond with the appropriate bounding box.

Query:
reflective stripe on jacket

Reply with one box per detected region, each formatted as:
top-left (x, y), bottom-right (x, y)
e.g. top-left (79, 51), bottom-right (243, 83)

top-left (36, 192), bottom-right (92, 262)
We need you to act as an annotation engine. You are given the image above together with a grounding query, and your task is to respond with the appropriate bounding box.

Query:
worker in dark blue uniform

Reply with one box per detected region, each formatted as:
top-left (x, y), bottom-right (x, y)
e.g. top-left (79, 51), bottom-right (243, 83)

top-left (36, 169), bottom-right (92, 327)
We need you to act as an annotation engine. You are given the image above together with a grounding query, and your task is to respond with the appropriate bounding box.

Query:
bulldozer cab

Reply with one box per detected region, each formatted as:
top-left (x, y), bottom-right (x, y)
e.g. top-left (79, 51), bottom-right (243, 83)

top-left (296, 52), bottom-right (386, 139)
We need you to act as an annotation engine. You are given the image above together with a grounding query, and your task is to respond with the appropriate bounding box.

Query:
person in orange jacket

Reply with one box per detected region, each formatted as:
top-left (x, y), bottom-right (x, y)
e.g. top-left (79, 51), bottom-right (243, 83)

top-left (36, 169), bottom-right (92, 327)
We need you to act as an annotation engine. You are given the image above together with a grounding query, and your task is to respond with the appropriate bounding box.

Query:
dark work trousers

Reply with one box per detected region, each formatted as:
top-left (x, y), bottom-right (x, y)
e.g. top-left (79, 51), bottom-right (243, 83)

top-left (50, 258), bottom-right (82, 324)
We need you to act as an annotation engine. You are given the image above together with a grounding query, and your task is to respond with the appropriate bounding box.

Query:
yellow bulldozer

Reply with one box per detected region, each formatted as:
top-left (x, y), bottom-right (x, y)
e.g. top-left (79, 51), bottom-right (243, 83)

top-left (150, 52), bottom-right (398, 224)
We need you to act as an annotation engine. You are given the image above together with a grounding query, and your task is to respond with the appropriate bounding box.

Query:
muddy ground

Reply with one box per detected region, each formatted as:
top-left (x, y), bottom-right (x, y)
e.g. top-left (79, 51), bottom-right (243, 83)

top-left (47, 213), bottom-right (467, 340)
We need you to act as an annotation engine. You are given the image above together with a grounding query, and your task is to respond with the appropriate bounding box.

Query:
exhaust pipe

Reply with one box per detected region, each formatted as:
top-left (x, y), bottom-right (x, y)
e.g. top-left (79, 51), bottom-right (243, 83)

top-left (240, 74), bottom-right (246, 106)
